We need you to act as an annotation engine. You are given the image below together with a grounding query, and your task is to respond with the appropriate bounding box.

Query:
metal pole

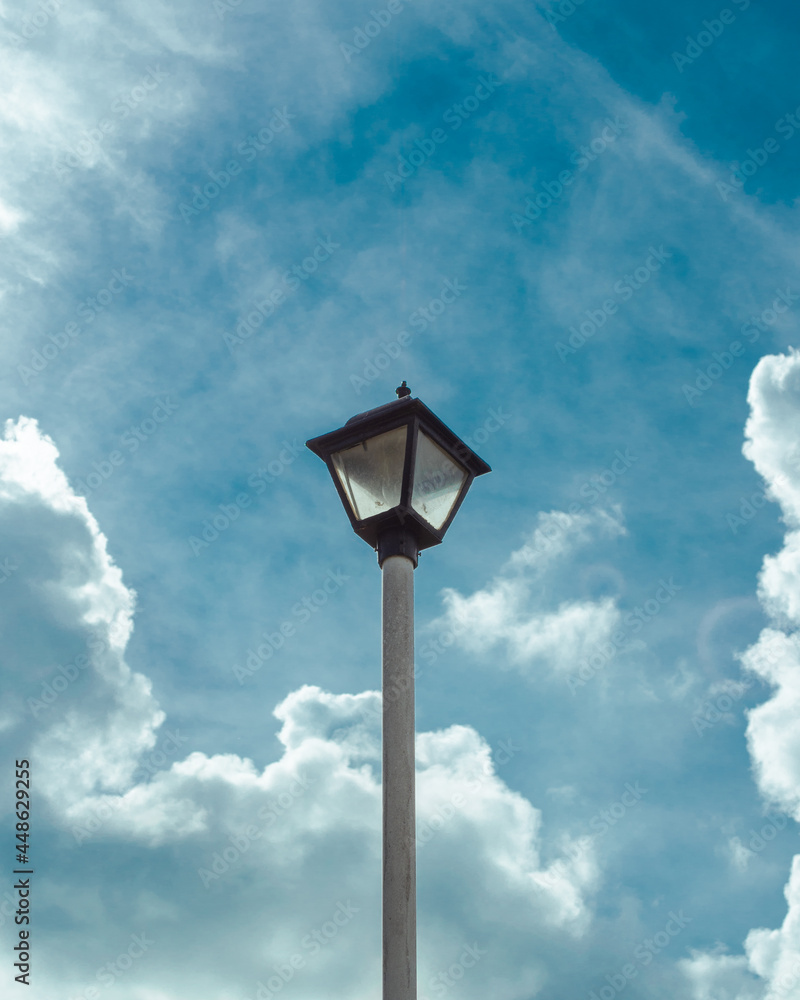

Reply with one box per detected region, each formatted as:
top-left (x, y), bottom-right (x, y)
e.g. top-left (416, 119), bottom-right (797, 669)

top-left (382, 553), bottom-right (417, 1000)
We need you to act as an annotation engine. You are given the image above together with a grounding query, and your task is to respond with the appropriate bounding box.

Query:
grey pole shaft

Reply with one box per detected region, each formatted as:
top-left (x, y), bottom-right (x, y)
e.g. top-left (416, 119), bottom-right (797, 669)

top-left (382, 553), bottom-right (417, 1000)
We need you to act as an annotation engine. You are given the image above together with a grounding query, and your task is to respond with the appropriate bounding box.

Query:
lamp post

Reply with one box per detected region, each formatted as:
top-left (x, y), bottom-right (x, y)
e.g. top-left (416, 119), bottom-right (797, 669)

top-left (306, 383), bottom-right (490, 1000)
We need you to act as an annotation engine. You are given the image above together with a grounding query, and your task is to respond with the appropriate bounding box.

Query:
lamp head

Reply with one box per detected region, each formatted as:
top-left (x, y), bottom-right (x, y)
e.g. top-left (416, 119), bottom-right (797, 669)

top-left (306, 387), bottom-right (490, 565)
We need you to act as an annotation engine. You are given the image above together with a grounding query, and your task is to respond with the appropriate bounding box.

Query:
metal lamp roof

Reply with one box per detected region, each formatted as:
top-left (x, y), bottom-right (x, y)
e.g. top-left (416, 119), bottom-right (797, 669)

top-left (307, 394), bottom-right (491, 478)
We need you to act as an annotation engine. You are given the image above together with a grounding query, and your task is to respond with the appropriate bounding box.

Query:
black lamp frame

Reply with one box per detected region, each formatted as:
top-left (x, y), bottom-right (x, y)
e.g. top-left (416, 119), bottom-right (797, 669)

top-left (306, 396), bottom-right (491, 566)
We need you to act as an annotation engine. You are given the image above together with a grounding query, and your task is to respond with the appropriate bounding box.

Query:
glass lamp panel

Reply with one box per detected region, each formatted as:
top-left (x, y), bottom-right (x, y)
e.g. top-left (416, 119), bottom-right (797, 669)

top-left (411, 430), bottom-right (468, 529)
top-left (331, 426), bottom-right (408, 521)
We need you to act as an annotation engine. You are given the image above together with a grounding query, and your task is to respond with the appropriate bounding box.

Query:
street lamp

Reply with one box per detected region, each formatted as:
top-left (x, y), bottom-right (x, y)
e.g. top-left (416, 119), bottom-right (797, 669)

top-left (306, 383), bottom-right (490, 1000)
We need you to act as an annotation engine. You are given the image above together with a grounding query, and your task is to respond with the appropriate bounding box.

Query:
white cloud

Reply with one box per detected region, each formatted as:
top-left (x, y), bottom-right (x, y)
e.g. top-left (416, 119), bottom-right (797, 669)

top-left (682, 351), bottom-right (800, 998)
top-left (0, 416), bottom-right (599, 999)
top-left (744, 350), bottom-right (800, 530)
top-left (0, 196), bottom-right (23, 233)
top-left (745, 859), bottom-right (800, 1000)
top-left (727, 836), bottom-right (755, 873)
top-left (742, 629), bottom-right (800, 821)
top-left (0, 417), bottom-right (162, 807)
top-left (743, 350), bottom-right (800, 627)
top-left (680, 948), bottom-right (763, 1000)
top-left (682, 859), bottom-right (800, 1000)
top-left (428, 507), bottom-right (625, 676)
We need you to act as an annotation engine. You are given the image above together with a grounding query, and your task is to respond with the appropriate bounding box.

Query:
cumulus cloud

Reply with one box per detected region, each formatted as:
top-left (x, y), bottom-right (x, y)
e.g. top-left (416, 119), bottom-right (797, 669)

top-left (739, 354), bottom-right (800, 824)
top-left (680, 948), bottom-right (763, 1000)
top-left (743, 350), bottom-right (800, 530)
top-left (0, 416), bottom-right (162, 805)
top-left (682, 351), bottom-right (800, 998)
top-left (681, 860), bottom-right (800, 1000)
top-left (0, 416), bottom-right (599, 999)
top-left (741, 629), bottom-right (800, 822)
top-left (427, 507), bottom-right (625, 677)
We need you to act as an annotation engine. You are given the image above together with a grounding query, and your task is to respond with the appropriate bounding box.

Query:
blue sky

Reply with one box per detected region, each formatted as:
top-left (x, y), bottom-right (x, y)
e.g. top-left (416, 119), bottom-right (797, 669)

top-left (3, 0), bottom-right (800, 997)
